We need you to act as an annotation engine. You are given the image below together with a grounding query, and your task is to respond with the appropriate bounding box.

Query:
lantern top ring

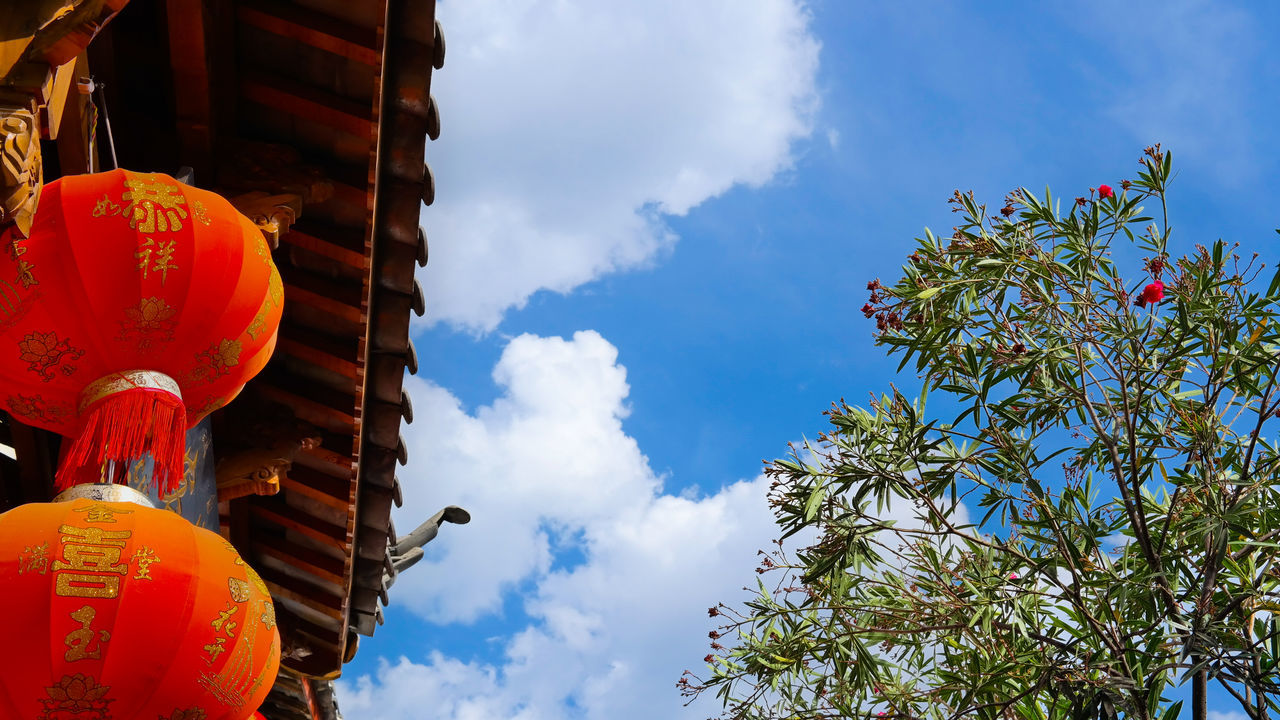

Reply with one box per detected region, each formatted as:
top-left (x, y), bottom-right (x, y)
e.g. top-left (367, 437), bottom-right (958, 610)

top-left (52, 481), bottom-right (158, 507)
top-left (78, 369), bottom-right (183, 414)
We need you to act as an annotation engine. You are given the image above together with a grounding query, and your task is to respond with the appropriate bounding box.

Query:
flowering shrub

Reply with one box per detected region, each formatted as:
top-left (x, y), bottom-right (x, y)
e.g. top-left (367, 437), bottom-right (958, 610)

top-left (687, 147), bottom-right (1280, 720)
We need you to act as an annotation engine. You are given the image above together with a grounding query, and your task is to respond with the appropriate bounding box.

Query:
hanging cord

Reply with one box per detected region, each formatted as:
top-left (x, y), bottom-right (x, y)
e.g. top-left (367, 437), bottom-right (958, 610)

top-left (77, 76), bottom-right (101, 172)
top-left (86, 96), bottom-right (99, 173)
top-left (93, 80), bottom-right (119, 170)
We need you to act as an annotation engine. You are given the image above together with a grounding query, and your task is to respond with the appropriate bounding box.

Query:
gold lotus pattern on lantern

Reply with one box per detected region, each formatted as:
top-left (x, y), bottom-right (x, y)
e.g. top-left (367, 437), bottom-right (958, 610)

top-left (19, 331), bottom-right (83, 381)
top-left (38, 673), bottom-right (114, 720)
top-left (7, 393), bottom-right (71, 423)
top-left (189, 339), bottom-right (242, 383)
top-left (118, 296), bottom-right (178, 349)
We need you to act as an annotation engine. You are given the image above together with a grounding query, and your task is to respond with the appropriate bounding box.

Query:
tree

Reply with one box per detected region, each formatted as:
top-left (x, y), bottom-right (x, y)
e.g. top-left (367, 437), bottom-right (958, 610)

top-left (684, 147), bottom-right (1280, 720)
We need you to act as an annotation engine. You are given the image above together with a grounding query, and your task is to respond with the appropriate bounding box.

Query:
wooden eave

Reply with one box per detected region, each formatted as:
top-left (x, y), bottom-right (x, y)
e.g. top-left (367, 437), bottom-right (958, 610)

top-left (0, 1), bottom-right (442, 719)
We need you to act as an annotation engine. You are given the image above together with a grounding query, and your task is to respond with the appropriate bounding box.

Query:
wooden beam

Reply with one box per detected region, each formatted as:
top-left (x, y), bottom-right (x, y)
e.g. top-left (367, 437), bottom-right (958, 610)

top-left (279, 320), bottom-right (359, 366)
top-left (253, 538), bottom-right (346, 587)
top-left (280, 477), bottom-right (349, 514)
top-left (238, 2), bottom-right (380, 67)
top-left (260, 365), bottom-right (357, 420)
top-left (240, 70), bottom-right (374, 139)
top-left (264, 577), bottom-right (343, 619)
top-left (5, 419), bottom-right (54, 504)
top-left (278, 337), bottom-right (359, 382)
top-left (54, 55), bottom-right (93, 173)
top-left (281, 464), bottom-right (353, 512)
top-left (1, 0), bottom-right (130, 79)
top-left (165, 0), bottom-right (214, 179)
top-left (282, 227), bottom-right (366, 269)
top-left (249, 498), bottom-right (349, 552)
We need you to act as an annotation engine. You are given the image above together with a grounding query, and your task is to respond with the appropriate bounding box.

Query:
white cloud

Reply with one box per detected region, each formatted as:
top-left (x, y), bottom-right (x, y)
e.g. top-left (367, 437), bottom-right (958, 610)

top-left (422, 0), bottom-right (821, 331)
top-left (389, 331), bottom-right (663, 622)
top-left (339, 331), bottom-right (784, 718)
top-left (338, 331), bottom-right (976, 720)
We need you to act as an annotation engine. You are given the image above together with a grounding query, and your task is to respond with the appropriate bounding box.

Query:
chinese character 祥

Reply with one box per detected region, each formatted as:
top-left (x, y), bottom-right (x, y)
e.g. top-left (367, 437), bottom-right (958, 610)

top-left (52, 524), bottom-right (131, 599)
top-left (135, 238), bottom-right (178, 285)
top-left (122, 176), bottom-right (187, 232)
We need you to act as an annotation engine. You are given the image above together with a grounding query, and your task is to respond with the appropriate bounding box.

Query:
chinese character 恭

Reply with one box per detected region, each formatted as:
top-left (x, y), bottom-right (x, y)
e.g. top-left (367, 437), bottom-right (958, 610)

top-left (122, 176), bottom-right (187, 232)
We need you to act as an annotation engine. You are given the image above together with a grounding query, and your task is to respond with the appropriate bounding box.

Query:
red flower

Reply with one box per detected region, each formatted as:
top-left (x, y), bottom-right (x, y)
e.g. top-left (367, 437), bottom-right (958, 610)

top-left (1098, 184), bottom-right (1114, 199)
top-left (1134, 280), bottom-right (1165, 308)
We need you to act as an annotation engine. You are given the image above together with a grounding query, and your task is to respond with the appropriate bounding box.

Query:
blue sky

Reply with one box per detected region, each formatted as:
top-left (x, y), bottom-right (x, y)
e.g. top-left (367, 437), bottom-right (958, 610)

top-left (337, 2), bottom-right (1279, 717)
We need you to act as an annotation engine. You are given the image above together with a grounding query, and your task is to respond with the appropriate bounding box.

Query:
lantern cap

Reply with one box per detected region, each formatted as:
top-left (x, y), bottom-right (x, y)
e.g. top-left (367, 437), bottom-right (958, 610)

top-left (79, 369), bottom-right (182, 414)
top-left (52, 481), bottom-right (158, 508)
top-left (58, 369), bottom-right (187, 494)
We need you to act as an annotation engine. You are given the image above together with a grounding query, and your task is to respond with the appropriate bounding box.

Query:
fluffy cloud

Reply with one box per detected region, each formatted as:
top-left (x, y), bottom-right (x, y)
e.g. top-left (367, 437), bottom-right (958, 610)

top-left (338, 332), bottom-right (977, 719)
top-left (339, 331), bottom-right (783, 718)
top-left (422, 0), bottom-right (820, 331)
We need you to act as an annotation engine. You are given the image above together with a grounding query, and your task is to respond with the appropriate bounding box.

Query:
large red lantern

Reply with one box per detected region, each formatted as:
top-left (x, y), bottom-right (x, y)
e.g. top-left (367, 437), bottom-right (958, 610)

top-left (0, 169), bottom-right (282, 493)
top-left (0, 485), bottom-right (280, 718)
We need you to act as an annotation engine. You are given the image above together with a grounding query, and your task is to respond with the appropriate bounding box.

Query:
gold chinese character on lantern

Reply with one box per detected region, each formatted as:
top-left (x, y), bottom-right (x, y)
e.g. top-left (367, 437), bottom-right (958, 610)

top-left (122, 176), bottom-right (187, 232)
top-left (73, 503), bottom-right (133, 524)
top-left (132, 546), bottom-right (160, 580)
top-left (18, 541), bottom-right (49, 575)
top-left (64, 605), bottom-right (111, 662)
top-left (51, 524), bottom-right (131, 598)
top-left (135, 238), bottom-right (179, 285)
top-left (211, 602), bottom-right (239, 638)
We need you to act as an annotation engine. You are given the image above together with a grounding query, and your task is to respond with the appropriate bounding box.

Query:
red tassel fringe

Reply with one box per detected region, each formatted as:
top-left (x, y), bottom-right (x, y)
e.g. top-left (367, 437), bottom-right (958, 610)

top-left (55, 388), bottom-right (187, 496)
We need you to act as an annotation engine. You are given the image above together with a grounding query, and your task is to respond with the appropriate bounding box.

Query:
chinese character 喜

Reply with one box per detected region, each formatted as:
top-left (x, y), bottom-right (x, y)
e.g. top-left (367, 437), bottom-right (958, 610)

top-left (52, 524), bottom-right (131, 599)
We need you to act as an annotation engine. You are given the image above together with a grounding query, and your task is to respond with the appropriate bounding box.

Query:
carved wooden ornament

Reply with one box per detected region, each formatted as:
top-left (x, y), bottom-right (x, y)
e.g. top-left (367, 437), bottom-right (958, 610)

top-left (0, 104), bottom-right (41, 236)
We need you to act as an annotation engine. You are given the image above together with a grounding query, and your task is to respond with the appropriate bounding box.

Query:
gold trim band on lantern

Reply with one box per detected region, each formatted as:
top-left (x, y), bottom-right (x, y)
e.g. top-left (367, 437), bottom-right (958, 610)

top-left (53, 482), bottom-right (158, 508)
top-left (78, 370), bottom-right (183, 414)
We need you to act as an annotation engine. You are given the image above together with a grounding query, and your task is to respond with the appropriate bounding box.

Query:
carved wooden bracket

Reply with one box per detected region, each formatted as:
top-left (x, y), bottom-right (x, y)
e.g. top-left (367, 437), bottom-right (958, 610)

top-left (215, 435), bottom-right (320, 502)
top-left (229, 191), bottom-right (303, 249)
top-left (1, 0), bottom-right (129, 81)
top-left (0, 103), bottom-right (41, 237)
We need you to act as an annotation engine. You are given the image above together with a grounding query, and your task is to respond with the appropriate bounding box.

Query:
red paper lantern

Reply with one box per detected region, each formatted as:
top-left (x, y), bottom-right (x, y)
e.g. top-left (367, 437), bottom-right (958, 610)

top-left (0, 486), bottom-right (280, 718)
top-left (0, 169), bottom-right (282, 493)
